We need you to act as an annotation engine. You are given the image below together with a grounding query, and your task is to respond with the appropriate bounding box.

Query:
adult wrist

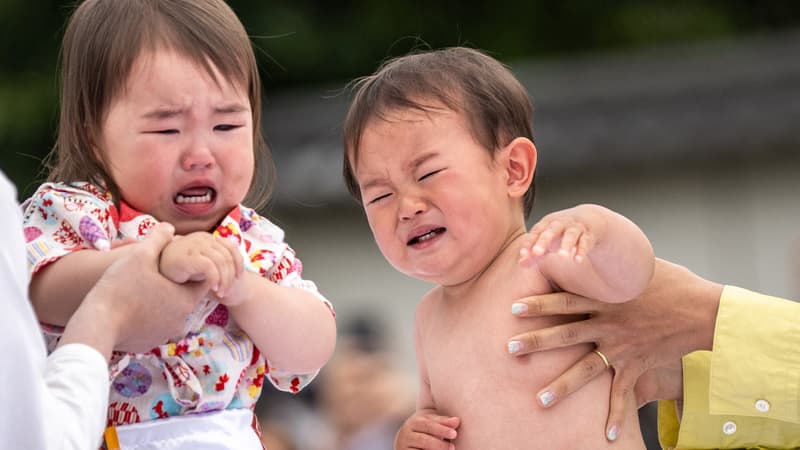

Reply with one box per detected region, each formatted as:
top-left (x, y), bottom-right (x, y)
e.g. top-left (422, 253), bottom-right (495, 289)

top-left (58, 295), bottom-right (117, 362)
top-left (696, 279), bottom-right (723, 352)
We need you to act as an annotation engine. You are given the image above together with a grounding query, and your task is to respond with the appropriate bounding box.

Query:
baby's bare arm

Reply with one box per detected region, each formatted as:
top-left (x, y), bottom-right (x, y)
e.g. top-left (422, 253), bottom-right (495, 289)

top-left (224, 274), bottom-right (336, 374)
top-left (521, 204), bottom-right (654, 303)
top-left (396, 297), bottom-right (460, 450)
top-left (30, 245), bottom-right (136, 326)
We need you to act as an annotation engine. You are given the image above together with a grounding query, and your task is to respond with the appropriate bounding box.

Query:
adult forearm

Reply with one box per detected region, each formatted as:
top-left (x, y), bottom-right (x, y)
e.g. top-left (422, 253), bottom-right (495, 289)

top-left (29, 246), bottom-right (132, 326)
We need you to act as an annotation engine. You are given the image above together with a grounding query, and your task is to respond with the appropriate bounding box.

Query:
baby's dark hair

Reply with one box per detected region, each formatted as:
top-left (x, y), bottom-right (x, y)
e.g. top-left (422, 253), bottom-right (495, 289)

top-left (46, 0), bottom-right (274, 210)
top-left (342, 46), bottom-right (536, 217)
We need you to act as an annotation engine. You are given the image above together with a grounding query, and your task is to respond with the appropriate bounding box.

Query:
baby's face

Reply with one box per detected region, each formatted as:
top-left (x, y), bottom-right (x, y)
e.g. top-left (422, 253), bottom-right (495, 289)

top-left (97, 47), bottom-right (254, 234)
top-left (353, 104), bottom-right (517, 286)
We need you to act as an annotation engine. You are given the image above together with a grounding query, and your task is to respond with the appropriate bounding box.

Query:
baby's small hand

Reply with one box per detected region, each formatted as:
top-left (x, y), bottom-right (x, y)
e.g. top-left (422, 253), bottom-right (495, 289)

top-left (395, 412), bottom-right (460, 450)
top-left (159, 231), bottom-right (243, 298)
top-left (519, 209), bottom-right (596, 267)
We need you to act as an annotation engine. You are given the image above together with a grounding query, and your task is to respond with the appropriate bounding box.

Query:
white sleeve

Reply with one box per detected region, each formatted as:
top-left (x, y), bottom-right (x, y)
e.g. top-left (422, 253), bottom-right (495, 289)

top-left (42, 344), bottom-right (110, 450)
top-left (0, 173), bottom-right (109, 450)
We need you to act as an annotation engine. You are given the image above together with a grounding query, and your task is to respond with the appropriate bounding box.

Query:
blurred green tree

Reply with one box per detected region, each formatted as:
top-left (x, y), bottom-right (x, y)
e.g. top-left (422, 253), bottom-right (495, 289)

top-left (2, 0), bottom-right (799, 199)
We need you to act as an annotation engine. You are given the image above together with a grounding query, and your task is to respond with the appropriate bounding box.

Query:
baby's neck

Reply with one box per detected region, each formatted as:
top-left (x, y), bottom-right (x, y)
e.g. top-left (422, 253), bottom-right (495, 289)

top-left (439, 226), bottom-right (527, 300)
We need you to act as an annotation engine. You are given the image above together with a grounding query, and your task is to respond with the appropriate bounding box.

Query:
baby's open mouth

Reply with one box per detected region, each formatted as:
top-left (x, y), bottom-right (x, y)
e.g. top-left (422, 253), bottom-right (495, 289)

top-left (175, 187), bottom-right (215, 204)
top-left (407, 227), bottom-right (445, 245)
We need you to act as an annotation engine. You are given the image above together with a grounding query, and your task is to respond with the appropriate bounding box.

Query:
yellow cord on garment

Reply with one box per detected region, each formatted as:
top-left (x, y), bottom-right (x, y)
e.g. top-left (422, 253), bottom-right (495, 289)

top-left (104, 426), bottom-right (120, 450)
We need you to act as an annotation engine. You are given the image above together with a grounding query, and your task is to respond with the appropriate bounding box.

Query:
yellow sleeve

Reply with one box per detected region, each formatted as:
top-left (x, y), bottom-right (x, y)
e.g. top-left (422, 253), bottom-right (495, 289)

top-left (711, 286), bottom-right (800, 423)
top-left (658, 286), bottom-right (800, 449)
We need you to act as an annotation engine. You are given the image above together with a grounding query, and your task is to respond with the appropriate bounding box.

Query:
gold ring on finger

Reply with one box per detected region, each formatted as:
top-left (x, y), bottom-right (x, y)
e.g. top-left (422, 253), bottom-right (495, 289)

top-left (593, 349), bottom-right (610, 370)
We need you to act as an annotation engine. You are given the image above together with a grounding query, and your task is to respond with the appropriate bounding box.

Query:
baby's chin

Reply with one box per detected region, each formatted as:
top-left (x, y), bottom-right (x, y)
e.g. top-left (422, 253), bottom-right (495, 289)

top-left (169, 214), bottom-right (226, 235)
top-left (399, 265), bottom-right (450, 285)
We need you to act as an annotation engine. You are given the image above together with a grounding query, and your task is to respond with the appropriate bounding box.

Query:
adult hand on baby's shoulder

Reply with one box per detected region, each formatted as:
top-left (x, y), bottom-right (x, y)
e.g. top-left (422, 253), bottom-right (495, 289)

top-left (507, 258), bottom-right (721, 440)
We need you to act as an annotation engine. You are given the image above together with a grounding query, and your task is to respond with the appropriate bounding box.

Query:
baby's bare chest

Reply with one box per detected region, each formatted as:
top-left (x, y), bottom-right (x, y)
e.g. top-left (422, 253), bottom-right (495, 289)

top-left (419, 274), bottom-right (553, 410)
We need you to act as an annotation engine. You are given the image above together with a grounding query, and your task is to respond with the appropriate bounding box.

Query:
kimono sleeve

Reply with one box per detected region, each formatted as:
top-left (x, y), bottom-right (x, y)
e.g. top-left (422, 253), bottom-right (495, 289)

top-left (22, 182), bottom-right (118, 276)
top-left (236, 207), bottom-right (335, 393)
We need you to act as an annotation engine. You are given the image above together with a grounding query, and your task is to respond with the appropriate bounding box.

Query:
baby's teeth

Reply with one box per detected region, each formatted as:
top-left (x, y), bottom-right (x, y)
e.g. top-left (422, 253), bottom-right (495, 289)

top-left (176, 192), bottom-right (211, 204)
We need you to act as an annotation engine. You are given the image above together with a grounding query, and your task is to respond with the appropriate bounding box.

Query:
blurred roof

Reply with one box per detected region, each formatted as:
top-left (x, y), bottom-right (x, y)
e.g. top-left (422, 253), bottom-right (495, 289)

top-left (263, 29), bottom-right (800, 207)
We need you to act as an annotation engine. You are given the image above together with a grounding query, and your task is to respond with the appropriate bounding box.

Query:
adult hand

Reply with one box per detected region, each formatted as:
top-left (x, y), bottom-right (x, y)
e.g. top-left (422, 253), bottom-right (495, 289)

top-left (508, 258), bottom-right (722, 439)
top-left (59, 223), bottom-right (208, 358)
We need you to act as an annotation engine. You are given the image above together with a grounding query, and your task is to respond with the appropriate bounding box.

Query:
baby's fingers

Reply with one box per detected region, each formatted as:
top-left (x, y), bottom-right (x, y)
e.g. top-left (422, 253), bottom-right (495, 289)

top-left (204, 243), bottom-right (237, 297)
top-left (531, 219), bottom-right (565, 256)
top-left (397, 415), bottom-right (459, 450)
top-left (216, 234), bottom-right (243, 277)
top-left (557, 225), bottom-right (583, 260)
top-left (397, 431), bottom-right (454, 450)
top-left (413, 415), bottom-right (459, 440)
top-left (188, 256), bottom-right (221, 292)
top-left (574, 231), bottom-right (595, 263)
top-left (519, 233), bottom-right (539, 265)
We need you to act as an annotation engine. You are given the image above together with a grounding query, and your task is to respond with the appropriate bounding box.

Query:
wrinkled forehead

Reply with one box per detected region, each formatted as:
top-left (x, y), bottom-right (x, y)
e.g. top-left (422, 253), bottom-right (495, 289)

top-left (349, 99), bottom-right (456, 162)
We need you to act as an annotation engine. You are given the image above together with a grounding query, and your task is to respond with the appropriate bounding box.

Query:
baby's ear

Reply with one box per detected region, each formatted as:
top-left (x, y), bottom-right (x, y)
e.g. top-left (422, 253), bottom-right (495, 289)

top-left (503, 137), bottom-right (536, 199)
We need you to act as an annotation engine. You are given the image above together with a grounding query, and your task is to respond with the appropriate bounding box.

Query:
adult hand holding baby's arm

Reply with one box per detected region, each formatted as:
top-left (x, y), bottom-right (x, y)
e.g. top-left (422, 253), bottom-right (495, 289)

top-left (395, 409), bottom-right (460, 450)
top-left (159, 231), bottom-right (243, 299)
top-left (59, 223), bottom-right (211, 356)
top-left (513, 204), bottom-right (656, 440)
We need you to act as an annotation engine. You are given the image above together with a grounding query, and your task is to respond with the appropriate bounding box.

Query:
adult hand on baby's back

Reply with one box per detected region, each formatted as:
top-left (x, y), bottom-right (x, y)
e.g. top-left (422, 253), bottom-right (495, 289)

top-left (507, 258), bottom-right (721, 440)
top-left (113, 223), bottom-right (209, 352)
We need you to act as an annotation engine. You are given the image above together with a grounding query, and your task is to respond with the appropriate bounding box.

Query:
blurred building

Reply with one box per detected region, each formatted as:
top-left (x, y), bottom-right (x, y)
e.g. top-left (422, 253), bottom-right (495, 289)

top-left (263, 29), bottom-right (800, 377)
top-left (256, 29), bottom-right (800, 448)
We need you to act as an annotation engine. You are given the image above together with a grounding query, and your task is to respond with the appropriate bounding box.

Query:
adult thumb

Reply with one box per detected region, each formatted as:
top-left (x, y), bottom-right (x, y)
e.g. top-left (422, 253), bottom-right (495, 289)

top-left (139, 222), bottom-right (176, 259)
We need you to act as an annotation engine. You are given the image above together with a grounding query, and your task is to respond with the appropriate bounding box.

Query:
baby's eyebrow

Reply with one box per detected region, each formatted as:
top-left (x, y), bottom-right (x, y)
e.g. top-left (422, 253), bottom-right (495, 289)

top-left (360, 176), bottom-right (387, 192)
top-left (213, 103), bottom-right (249, 114)
top-left (360, 151), bottom-right (441, 190)
top-left (141, 107), bottom-right (185, 120)
top-left (140, 103), bottom-right (249, 120)
top-left (407, 151), bottom-right (438, 171)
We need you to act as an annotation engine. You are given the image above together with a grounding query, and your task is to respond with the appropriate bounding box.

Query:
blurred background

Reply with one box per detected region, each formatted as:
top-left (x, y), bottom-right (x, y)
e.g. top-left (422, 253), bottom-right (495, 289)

top-left (3, 1), bottom-right (800, 448)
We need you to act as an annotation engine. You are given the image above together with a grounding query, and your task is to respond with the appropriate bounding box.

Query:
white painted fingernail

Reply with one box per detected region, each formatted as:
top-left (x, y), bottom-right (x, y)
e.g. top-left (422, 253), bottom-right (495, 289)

top-left (539, 390), bottom-right (555, 406)
top-left (511, 303), bottom-right (528, 315)
top-left (607, 425), bottom-right (618, 441)
top-left (508, 340), bottom-right (522, 354)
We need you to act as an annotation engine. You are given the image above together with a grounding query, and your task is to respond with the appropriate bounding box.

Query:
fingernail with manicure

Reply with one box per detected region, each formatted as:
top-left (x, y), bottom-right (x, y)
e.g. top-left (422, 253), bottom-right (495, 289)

top-left (607, 425), bottom-right (618, 441)
top-left (511, 303), bottom-right (528, 315)
top-left (539, 390), bottom-right (555, 406)
top-left (508, 340), bottom-right (522, 354)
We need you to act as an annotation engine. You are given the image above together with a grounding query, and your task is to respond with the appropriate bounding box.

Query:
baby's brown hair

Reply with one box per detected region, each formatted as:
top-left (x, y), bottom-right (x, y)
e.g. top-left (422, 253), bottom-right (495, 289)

top-left (343, 47), bottom-right (536, 217)
top-left (47, 0), bottom-right (274, 210)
